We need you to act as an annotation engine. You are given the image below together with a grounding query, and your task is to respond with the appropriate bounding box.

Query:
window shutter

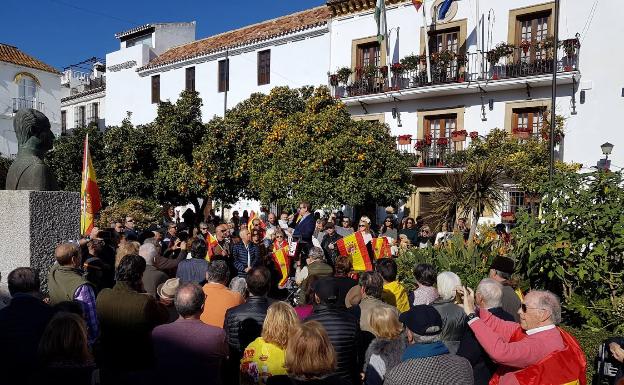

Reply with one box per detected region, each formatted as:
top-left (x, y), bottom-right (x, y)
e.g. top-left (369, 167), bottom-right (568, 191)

top-left (512, 112), bottom-right (519, 131)
top-left (186, 67), bottom-right (195, 92)
top-left (258, 50), bottom-right (271, 85)
top-left (152, 75), bottom-right (160, 104)
top-left (218, 60), bottom-right (229, 92)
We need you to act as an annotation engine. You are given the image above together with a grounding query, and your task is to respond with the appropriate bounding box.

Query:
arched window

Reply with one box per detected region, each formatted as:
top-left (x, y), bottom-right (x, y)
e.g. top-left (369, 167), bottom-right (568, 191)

top-left (19, 76), bottom-right (37, 100)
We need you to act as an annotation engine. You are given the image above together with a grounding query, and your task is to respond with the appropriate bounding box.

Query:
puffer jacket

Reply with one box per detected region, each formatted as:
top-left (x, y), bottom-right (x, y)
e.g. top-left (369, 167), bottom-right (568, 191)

top-left (224, 296), bottom-right (274, 359)
top-left (363, 335), bottom-right (407, 385)
top-left (432, 298), bottom-right (467, 354)
top-left (306, 305), bottom-right (361, 384)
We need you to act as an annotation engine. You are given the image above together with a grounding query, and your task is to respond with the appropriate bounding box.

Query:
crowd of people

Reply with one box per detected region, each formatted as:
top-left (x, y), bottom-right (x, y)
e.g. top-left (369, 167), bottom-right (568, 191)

top-left (0, 202), bottom-right (586, 385)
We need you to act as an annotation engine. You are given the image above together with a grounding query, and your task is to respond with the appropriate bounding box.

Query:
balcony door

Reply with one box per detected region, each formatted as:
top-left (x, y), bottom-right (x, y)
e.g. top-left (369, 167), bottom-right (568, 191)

top-left (17, 76), bottom-right (37, 110)
top-left (512, 107), bottom-right (546, 138)
top-left (424, 114), bottom-right (456, 165)
top-left (356, 42), bottom-right (381, 80)
top-left (516, 12), bottom-right (550, 63)
top-left (429, 28), bottom-right (460, 80)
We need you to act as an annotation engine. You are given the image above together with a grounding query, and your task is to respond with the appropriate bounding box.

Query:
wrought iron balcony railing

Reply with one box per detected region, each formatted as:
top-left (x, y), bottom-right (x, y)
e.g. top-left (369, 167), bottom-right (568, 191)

top-left (396, 137), bottom-right (456, 168)
top-left (12, 98), bottom-right (44, 113)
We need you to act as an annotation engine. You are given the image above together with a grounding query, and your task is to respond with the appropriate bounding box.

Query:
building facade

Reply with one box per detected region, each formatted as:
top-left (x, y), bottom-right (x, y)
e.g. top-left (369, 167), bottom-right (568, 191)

top-left (98, 0), bottom-right (619, 223)
top-left (60, 59), bottom-right (107, 133)
top-left (0, 43), bottom-right (61, 157)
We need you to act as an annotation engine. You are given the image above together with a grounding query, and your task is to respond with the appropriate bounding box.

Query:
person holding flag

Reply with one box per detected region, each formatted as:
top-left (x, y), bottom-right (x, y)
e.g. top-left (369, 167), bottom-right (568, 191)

top-left (289, 201), bottom-right (315, 265)
top-left (80, 134), bottom-right (101, 237)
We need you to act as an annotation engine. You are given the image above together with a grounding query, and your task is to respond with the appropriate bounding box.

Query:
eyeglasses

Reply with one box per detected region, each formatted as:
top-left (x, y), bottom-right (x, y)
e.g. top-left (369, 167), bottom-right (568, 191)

top-left (385, 220), bottom-right (392, 223)
top-left (406, 221), bottom-right (414, 224)
top-left (169, 226), bottom-right (177, 230)
top-left (358, 224), bottom-right (366, 228)
top-left (521, 304), bottom-right (547, 313)
top-left (126, 219), bottom-right (134, 223)
top-left (276, 235), bottom-right (284, 238)
top-left (200, 227), bottom-right (208, 231)
top-left (342, 220), bottom-right (349, 223)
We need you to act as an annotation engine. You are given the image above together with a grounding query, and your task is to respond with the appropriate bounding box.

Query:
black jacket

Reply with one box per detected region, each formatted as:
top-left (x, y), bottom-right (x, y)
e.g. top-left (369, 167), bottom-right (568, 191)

top-left (457, 307), bottom-right (515, 385)
top-left (224, 296), bottom-right (274, 359)
top-left (306, 305), bottom-right (361, 384)
top-left (321, 232), bottom-right (342, 267)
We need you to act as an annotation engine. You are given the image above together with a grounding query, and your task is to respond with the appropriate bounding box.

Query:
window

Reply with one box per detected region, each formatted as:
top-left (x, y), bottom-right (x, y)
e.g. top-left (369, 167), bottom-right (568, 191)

top-left (61, 111), bottom-right (67, 134)
top-left (151, 75), bottom-right (160, 104)
top-left (18, 76), bottom-right (37, 102)
top-left (257, 50), bottom-right (271, 85)
top-left (356, 42), bottom-right (381, 80)
top-left (89, 103), bottom-right (99, 124)
top-left (125, 34), bottom-right (152, 48)
top-left (218, 59), bottom-right (229, 93)
top-left (185, 67), bottom-right (195, 92)
top-left (429, 29), bottom-right (460, 54)
top-left (75, 106), bottom-right (86, 128)
top-left (515, 11), bottom-right (551, 62)
top-left (422, 114), bottom-right (458, 166)
top-left (512, 107), bottom-right (546, 137)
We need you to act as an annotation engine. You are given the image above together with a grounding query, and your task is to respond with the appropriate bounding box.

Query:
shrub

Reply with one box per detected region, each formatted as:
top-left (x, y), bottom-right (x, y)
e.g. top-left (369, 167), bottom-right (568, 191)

top-left (97, 198), bottom-right (162, 230)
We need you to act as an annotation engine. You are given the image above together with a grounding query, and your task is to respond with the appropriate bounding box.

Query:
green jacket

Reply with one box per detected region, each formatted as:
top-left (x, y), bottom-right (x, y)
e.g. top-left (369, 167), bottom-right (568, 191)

top-left (47, 264), bottom-right (92, 305)
top-left (96, 281), bottom-right (169, 371)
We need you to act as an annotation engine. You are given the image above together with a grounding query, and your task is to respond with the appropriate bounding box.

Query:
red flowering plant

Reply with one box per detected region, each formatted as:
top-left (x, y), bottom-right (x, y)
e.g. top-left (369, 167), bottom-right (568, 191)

top-left (519, 40), bottom-right (532, 54)
top-left (469, 131), bottom-right (479, 140)
top-left (379, 65), bottom-right (389, 77)
top-left (451, 130), bottom-right (467, 138)
top-left (437, 137), bottom-right (449, 146)
top-left (329, 74), bottom-right (339, 86)
top-left (424, 134), bottom-right (432, 145)
top-left (390, 63), bottom-right (404, 75)
top-left (415, 139), bottom-right (430, 151)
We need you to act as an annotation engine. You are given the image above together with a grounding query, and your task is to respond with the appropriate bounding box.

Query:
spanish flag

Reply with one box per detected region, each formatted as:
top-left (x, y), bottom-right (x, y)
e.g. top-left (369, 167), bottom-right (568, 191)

top-left (80, 134), bottom-right (101, 236)
top-left (271, 245), bottom-right (290, 288)
top-left (372, 237), bottom-right (392, 259)
top-left (247, 210), bottom-right (266, 232)
top-left (337, 232), bottom-right (373, 271)
top-left (205, 233), bottom-right (222, 261)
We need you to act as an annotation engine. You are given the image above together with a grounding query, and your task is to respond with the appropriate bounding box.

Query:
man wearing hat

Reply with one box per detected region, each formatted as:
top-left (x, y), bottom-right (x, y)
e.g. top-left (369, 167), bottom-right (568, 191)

top-left (384, 305), bottom-right (473, 385)
top-left (307, 277), bottom-right (361, 384)
top-left (489, 256), bottom-right (521, 322)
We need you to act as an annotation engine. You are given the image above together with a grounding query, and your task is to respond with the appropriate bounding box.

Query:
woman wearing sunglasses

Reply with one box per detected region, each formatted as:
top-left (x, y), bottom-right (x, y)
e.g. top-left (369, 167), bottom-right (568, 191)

top-left (379, 216), bottom-right (397, 241)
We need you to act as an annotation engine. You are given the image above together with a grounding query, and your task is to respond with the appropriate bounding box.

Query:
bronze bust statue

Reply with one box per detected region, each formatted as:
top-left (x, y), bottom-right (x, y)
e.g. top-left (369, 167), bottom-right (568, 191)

top-left (5, 109), bottom-right (58, 191)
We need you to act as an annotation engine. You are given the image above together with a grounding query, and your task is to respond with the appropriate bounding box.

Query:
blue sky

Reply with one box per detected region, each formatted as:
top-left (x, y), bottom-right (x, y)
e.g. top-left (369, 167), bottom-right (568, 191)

top-left (2, 0), bottom-right (324, 70)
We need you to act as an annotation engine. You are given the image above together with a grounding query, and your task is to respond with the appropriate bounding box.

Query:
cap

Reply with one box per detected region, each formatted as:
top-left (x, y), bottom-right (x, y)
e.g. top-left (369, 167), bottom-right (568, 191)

top-left (313, 278), bottom-right (339, 304)
top-left (490, 256), bottom-right (515, 275)
top-left (399, 305), bottom-right (443, 336)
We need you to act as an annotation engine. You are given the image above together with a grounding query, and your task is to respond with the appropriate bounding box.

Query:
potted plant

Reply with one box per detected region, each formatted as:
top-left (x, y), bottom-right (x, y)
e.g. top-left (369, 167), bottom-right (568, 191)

top-left (363, 64), bottom-right (378, 79)
top-left (457, 69), bottom-right (466, 82)
top-left (379, 65), bottom-right (389, 78)
top-left (437, 50), bottom-right (455, 65)
top-left (512, 127), bottom-right (531, 139)
top-left (336, 67), bottom-right (353, 85)
top-left (390, 62), bottom-right (404, 75)
top-left (469, 131), bottom-right (479, 140)
top-left (397, 134), bottom-right (412, 145)
top-left (400, 54), bottom-right (421, 72)
top-left (451, 129), bottom-right (467, 142)
top-left (328, 73), bottom-right (339, 86)
top-left (501, 211), bottom-right (515, 222)
top-left (436, 137), bottom-right (449, 147)
top-left (519, 40), bottom-right (532, 54)
top-left (561, 38), bottom-right (580, 58)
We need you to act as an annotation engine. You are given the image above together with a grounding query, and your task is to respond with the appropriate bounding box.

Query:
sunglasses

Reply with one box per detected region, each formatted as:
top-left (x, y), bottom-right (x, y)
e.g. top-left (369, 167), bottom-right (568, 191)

top-left (276, 235), bottom-right (284, 238)
top-left (200, 227), bottom-right (208, 230)
top-left (126, 219), bottom-right (134, 223)
top-left (385, 220), bottom-right (392, 222)
top-left (358, 224), bottom-right (367, 228)
top-left (521, 304), bottom-right (546, 313)
top-left (342, 220), bottom-right (349, 223)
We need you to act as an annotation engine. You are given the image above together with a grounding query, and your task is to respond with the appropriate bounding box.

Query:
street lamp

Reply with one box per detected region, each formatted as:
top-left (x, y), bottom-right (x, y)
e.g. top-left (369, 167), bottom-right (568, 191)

top-left (601, 142), bottom-right (614, 158)
top-left (597, 142), bottom-right (614, 171)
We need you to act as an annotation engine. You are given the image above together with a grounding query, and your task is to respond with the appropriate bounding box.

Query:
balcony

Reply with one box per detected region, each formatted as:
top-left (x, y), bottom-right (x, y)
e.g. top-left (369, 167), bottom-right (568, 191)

top-left (396, 136), bottom-right (457, 171)
top-left (12, 98), bottom-right (44, 113)
top-left (330, 37), bottom-right (580, 100)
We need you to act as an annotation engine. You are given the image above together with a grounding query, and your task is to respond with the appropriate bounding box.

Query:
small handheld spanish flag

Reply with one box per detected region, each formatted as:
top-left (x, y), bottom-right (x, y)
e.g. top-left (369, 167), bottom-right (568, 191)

top-left (205, 233), bottom-right (222, 261)
top-left (271, 245), bottom-right (290, 288)
top-left (372, 237), bottom-right (392, 259)
top-left (80, 134), bottom-right (101, 236)
top-left (337, 232), bottom-right (373, 272)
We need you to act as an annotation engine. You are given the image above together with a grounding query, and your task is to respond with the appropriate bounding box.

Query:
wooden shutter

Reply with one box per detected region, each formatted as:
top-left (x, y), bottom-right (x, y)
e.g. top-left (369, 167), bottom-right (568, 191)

top-left (151, 75), bottom-right (160, 104)
top-left (258, 50), bottom-right (270, 85)
top-left (185, 67), bottom-right (195, 92)
top-left (424, 118), bottom-right (431, 137)
top-left (218, 59), bottom-right (229, 93)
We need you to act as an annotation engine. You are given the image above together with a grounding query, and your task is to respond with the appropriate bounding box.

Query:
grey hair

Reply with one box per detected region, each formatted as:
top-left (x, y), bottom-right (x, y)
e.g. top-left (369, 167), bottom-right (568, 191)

top-left (410, 330), bottom-right (441, 344)
top-left (229, 277), bottom-right (247, 297)
top-left (174, 283), bottom-right (205, 317)
top-left (437, 271), bottom-right (461, 301)
top-left (532, 290), bottom-right (562, 324)
top-left (308, 247), bottom-right (325, 261)
top-left (477, 278), bottom-right (503, 308)
top-left (494, 269), bottom-right (511, 280)
top-left (199, 222), bottom-right (208, 228)
top-left (138, 243), bottom-right (158, 265)
top-left (206, 260), bottom-right (229, 284)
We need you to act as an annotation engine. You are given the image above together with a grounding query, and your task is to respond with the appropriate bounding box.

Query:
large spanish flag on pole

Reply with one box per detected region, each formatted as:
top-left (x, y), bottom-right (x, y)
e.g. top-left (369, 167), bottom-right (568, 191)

top-left (337, 232), bottom-right (373, 271)
top-left (271, 245), bottom-right (290, 288)
top-left (80, 134), bottom-right (101, 236)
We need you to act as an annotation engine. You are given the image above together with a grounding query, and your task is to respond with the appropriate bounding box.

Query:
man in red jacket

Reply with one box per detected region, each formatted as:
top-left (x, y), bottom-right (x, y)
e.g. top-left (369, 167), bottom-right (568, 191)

top-left (461, 287), bottom-right (586, 385)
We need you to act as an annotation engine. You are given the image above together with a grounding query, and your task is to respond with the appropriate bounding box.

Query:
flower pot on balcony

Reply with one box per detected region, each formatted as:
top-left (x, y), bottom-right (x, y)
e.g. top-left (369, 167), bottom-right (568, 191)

top-left (452, 134), bottom-right (466, 142)
top-left (458, 77), bottom-right (465, 83)
top-left (417, 161), bottom-right (424, 167)
top-left (397, 136), bottom-right (412, 145)
top-left (492, 73), bottom-right (499, 80)
top-left (437, 162), bottom-right (445, 167)
top-left (513, 131), bottom-right (531, 139)
top-left (564, 65), bottom-right (573, 72)
top-left (501, 212), bottom-right (515, 222)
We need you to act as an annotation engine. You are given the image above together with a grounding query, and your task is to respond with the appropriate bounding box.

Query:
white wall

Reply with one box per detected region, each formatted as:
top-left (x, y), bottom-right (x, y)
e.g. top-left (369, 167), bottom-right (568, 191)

top-left (61, 92), bottom-right (106, 131)
top-left (153, 23), bottom-right (196, 55)
top-left (0, 62), bottom-right (61, 156)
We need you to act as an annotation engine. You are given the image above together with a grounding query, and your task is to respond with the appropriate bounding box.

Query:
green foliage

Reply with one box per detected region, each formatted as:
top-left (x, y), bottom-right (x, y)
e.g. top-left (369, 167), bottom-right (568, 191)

top-left (97, 198), bottom-right (161, 230)
top-left (0, 155), bottom-right (13, 189)
top-left (400, 54), bottom-right (421, 71)
top-left (242, 86), bottom-right (413, 208)
top-left (47, 124), bottom-right (104, 192)
top-left (397, 233), bottom-right (502, 291)
top-left (336, 67), bottom-right (353, 84)
top-left (513, 170), bottom-right (624, 332)
top-left (99, 118), bottom-right (157, 204)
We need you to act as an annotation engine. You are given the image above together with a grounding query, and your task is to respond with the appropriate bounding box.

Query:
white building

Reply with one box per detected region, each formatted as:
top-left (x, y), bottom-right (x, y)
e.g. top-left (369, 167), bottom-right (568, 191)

top-left (99, 0), bottom-right (621, 223)
top-left (60, 58), bottom-right (107, 132)
top-left (0, 43), bottom-right (61, 157)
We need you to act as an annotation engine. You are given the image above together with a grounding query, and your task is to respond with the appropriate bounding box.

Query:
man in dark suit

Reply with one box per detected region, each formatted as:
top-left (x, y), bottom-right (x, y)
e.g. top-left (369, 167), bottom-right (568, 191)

top-left (289, 201), bottom-right (316, 264)
top-left (0, 267), bottom-right (55, 385)
top-left (457, 278), bottom-right (516, 385)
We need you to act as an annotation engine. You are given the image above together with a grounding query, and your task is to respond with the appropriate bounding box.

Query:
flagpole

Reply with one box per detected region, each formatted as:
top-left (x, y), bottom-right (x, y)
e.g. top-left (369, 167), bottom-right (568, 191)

top-left (422, 1), bottom-right (433, 83)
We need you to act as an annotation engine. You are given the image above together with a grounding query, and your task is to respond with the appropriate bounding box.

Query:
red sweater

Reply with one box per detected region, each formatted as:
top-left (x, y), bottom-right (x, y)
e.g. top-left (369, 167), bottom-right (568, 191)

top-left (469, 309), bottom-right (564, 385)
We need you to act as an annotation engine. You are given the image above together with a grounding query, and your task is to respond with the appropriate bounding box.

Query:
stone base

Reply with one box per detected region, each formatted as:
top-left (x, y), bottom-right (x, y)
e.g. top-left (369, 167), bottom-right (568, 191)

top-left (0, 190), bottom-right (80, 293)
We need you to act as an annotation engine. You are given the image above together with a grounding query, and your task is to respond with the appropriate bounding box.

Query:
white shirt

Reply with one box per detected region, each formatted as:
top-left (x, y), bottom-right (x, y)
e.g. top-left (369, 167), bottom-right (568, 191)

top-left (526, 324), bottom-right (556, 335)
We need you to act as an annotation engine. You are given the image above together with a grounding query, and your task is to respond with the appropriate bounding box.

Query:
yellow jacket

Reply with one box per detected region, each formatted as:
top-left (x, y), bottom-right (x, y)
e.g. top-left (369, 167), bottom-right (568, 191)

top-left (382, 280), bottom-right (410, 313)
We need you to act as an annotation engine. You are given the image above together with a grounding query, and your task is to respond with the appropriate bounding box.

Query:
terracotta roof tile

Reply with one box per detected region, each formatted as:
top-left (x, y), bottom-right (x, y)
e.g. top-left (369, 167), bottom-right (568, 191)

top-left (0, 44), bottom-right (59, 74)
top-left (139, 6), bottom-right (331, 71)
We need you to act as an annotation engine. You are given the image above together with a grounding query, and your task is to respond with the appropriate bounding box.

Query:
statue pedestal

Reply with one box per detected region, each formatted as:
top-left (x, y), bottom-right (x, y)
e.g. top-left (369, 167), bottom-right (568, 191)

top-left (0, 190), bottom-right (79, 293)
